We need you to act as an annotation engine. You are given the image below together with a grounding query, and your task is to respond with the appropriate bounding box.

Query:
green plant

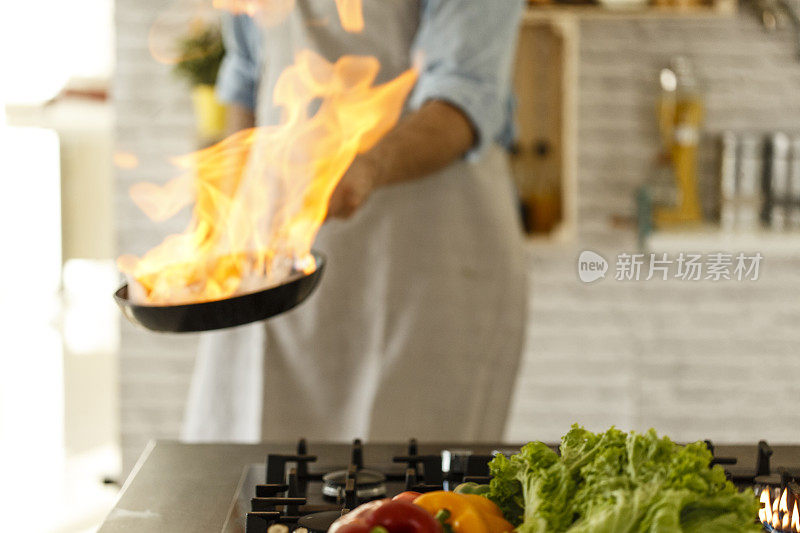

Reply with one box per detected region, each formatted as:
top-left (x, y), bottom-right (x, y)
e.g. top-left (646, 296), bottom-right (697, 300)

top-left (173, 21), bottom-right (225, 87)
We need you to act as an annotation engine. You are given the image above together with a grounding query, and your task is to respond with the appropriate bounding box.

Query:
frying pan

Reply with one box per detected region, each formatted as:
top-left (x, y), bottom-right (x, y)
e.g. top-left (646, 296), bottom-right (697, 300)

top-left (114, 250), bottom-right (325, 333)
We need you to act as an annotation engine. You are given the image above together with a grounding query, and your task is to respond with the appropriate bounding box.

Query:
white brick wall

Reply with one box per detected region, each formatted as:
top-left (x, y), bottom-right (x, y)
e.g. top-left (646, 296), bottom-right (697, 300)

top-left (505, 14), bottom-right (800, 444)
top-left (114, 0), bottom-right (199, 471)
top-left (115, 6), bottom-right (800, 472)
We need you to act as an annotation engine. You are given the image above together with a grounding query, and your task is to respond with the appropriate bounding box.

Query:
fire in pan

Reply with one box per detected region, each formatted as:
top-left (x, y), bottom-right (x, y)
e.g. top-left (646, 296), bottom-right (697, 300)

top-left (114, 250), bottom-right (325, 333)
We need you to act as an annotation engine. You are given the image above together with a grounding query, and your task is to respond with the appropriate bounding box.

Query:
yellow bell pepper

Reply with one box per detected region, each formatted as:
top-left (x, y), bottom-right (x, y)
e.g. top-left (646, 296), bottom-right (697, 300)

top-left (413, 491), bottom-right (514, 533)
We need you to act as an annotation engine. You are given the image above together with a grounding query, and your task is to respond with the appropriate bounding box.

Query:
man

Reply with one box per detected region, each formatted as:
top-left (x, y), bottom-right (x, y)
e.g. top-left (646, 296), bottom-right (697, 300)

top-left (183, 0), bottom-right (527, 443)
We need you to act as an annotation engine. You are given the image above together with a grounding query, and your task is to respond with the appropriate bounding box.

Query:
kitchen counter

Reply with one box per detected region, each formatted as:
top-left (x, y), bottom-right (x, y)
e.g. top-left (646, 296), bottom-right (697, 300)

top-left (98, 440), bottom-right (800, 533)
top-left (98, 440), bottom-right (526, 533)
top-left (98, 440), bottom-right (287, 533)
top-left (97, 441), bottom-right (235, 532)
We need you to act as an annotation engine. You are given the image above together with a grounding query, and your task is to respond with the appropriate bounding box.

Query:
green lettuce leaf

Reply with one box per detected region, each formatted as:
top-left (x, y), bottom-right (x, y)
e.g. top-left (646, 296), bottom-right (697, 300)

top-left (486, 425), bottom-right (761, 533)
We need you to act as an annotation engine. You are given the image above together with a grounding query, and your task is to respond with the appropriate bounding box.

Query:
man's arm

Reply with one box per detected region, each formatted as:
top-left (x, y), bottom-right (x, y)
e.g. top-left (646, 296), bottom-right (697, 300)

top-left (327, 99), bottom-right (475, 219)
top-left (327, 0), bottom-right (523, 219)
top-left (368, 100), bottom-right (475, 186)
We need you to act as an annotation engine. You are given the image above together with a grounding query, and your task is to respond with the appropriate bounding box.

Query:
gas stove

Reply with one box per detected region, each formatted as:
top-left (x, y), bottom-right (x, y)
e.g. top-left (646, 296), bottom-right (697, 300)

top-left (98, 439), bottom-right (800, 533)
top-left (223, 438), bottom-right (518, 533)
top-left (228, 438), bottom-right (800, 533)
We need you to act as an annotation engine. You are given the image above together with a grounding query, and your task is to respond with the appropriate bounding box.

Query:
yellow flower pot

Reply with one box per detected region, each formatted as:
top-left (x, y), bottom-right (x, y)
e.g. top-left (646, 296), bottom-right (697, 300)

top-left (191, 84), bottom-right (227, 138)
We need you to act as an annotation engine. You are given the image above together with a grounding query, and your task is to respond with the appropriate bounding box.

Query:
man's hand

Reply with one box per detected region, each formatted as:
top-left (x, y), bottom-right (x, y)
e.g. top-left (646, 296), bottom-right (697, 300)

top-left (327, 155), bottom-right (380, 219)
top-left (325, 100), bottom-right (475, 220)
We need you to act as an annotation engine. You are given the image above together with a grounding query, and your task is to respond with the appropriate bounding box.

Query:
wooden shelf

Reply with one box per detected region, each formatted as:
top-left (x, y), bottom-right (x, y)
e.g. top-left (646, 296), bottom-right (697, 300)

top-left (511, 12), bottom-right (579, 241)
top-left (523, 0), bottom-right (737, 22)
top-left (512, 1), bottom-right (737, 245)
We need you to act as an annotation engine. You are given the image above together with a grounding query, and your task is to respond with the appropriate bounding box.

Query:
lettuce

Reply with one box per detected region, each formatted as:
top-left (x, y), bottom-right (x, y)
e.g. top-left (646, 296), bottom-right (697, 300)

top-left (486, 425), bottom-right (760, 532)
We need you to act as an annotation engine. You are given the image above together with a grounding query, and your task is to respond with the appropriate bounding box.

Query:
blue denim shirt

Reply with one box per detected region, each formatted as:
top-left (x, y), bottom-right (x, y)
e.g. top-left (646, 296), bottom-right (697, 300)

top-left (217, 1), bottom-right (522, 157)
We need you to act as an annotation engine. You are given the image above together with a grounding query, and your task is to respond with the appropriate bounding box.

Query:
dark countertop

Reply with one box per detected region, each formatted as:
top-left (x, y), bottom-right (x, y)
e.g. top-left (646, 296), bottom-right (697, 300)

top-left (97, 440), bottom-right (800, 533)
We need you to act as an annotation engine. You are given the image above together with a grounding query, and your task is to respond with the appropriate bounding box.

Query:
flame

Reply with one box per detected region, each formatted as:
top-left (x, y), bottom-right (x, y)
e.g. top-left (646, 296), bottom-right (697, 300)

top-left (119, 50), bottom-right (417, 304)
top-left (760, 488), bottom-right (773, 525)
top-left (334, 0), bottom-right (364, 32)
top-left (760, 487), bottom-right (800, 532)
top-left (782, 489), bottom-right (791, 530)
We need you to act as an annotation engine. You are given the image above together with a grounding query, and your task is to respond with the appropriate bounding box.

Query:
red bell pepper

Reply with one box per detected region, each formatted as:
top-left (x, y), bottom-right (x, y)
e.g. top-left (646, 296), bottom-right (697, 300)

top-left (329, 499), bottom-right (442, 533)
top-left (391, 491), bottom-right (422, 504)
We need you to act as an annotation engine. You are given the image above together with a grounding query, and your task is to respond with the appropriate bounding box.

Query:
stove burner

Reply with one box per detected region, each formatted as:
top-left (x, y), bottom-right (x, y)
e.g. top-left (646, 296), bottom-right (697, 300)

top-left (321, 469), bottom-right (387, 500)
top-left (297, 510), bottom-right (344, 533)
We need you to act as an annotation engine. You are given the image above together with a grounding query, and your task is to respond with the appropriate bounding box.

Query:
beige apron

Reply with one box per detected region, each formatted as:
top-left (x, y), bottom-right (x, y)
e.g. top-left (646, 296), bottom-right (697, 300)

top-left (183, 0), bottom-right (526, 443)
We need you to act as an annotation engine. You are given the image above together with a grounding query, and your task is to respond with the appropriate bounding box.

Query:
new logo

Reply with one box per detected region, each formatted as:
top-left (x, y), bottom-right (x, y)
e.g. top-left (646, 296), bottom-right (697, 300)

top-left (577, 250), bottom-right (608, 283)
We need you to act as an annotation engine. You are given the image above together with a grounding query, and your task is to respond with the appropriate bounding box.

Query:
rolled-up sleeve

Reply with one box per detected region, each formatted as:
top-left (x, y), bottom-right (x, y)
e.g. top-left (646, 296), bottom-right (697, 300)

top-left (409, 0), bottom-right (523, 159)
top-left (216, 14), bottom-right (260, 110)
